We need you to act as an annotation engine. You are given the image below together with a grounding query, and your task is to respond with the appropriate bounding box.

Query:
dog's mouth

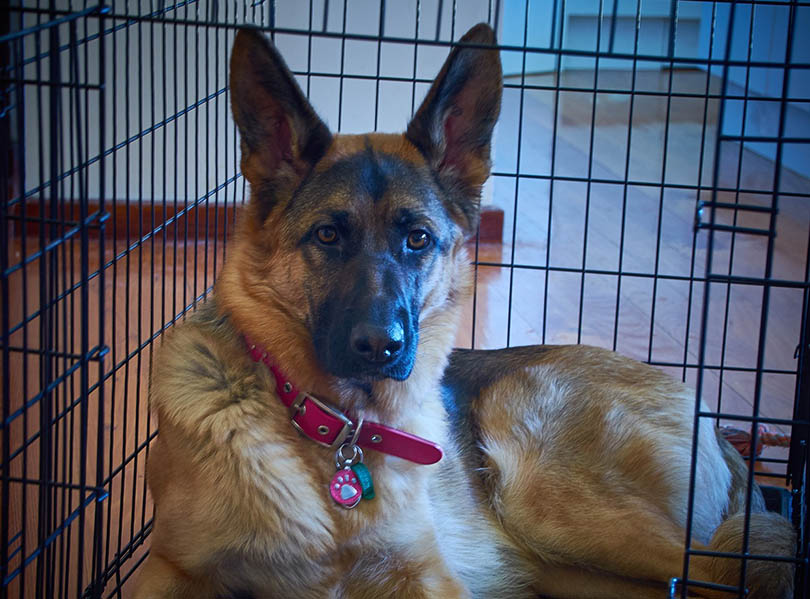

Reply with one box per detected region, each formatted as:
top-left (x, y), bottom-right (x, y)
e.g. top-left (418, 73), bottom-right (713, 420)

top-left (314, 336), bottom-right (417, 383)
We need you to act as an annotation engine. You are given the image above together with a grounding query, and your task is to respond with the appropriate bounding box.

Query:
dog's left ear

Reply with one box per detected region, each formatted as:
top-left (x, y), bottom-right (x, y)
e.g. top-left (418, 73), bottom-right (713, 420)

top-left (230, 28), bottom-right (332, 218)
top-left (406, 23), bottom-right (502, 234)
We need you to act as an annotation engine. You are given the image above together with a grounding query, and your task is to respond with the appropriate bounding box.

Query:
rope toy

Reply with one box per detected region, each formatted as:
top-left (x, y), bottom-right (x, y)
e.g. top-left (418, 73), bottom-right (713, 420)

top-left (719, 425), bottom-right (791, 457)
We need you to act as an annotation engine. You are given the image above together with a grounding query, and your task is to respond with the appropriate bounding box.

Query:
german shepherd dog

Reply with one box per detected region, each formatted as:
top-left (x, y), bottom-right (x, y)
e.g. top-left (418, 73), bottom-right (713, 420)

top-left (134, 24), bottom-right (796, 599)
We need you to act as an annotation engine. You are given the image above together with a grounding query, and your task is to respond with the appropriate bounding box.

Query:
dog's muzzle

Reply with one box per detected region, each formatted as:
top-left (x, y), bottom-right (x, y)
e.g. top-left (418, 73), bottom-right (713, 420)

top-left (315, 302), bottom-right (417, 382)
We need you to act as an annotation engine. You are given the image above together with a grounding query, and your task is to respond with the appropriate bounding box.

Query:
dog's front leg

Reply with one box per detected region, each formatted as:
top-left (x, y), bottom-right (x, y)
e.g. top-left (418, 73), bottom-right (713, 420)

top-left (338, 545), bottom-right (469, 599)
top-left (133, 552), bottom-right (215, 599)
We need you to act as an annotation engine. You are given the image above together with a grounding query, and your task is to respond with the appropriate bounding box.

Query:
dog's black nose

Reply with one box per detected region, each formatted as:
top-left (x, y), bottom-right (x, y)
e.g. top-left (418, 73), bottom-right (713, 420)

top-left (350, 322), bottom-right (404, 364)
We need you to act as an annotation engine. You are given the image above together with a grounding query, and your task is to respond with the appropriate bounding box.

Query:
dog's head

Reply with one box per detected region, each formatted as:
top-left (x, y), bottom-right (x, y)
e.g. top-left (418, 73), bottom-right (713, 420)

top-left (226, 24), bottom-right (501, 387)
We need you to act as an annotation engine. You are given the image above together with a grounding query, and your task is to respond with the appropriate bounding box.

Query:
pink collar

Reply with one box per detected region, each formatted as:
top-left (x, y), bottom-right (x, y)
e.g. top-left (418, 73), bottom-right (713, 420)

top-left (245, 337), bottom-right (443, 465)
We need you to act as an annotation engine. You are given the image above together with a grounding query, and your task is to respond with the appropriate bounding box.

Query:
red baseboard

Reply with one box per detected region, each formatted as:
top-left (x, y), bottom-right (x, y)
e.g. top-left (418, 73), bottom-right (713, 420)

top-left (10, 200), bottom-right (504, 244)
top-left (478, 205), bottom-right (503, 243)
top-left (9, 199), bottom-right (238, 242)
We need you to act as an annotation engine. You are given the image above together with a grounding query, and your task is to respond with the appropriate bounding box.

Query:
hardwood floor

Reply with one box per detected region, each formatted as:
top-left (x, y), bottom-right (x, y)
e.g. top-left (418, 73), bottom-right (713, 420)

top-left (4, 70), bottom-right (808, 598)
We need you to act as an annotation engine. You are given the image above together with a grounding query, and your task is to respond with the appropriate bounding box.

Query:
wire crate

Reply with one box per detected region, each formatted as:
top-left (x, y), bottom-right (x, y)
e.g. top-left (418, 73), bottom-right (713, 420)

top-left (2, 1), bottom-right (808, 597)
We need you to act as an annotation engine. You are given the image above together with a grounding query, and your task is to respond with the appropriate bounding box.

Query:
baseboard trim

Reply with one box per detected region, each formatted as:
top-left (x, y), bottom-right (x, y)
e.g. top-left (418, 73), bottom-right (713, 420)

top-left (9, 200), bottom-right (504, 244)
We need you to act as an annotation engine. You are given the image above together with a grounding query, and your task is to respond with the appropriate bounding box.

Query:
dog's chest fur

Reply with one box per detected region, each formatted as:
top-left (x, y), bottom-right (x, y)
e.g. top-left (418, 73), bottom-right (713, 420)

top-left (148, 304), bottom-right (527, 598)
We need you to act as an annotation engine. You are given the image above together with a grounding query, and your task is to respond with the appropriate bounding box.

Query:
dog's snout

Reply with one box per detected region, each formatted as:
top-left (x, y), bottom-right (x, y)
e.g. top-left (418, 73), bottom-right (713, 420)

top-left (314, 270), bottom-right (417, 381)
top-left (350, 322), bottom-right (405, 364)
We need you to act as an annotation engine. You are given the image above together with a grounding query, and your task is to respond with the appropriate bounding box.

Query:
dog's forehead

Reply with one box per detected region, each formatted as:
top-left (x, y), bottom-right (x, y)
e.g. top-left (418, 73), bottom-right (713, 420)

top-left (287, 133), bottom-right (452, 228)
top-left (322, 133), bottom-right (426, 166)
top-left (313, 134), bottom-right (429, 200)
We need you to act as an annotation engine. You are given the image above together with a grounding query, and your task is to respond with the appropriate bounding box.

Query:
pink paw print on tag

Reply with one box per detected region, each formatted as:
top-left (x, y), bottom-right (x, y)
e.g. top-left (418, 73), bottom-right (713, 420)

top-left (330, 467), bottom-right (362, 508)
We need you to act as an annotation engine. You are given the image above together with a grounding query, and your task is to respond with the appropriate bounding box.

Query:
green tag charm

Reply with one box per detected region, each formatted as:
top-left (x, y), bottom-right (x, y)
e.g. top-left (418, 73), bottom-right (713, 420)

top-left (351, 462), bottom-right (375, 500)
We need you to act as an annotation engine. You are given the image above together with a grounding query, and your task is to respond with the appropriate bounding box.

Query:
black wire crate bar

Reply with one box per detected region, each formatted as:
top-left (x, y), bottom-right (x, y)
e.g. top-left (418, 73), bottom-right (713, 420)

top-left (2, 2), bottom-right (109, 598)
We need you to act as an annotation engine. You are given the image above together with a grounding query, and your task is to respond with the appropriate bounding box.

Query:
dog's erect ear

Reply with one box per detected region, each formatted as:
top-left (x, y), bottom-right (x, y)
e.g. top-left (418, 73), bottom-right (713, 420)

top-left (230, 29), bottom-right (332, 211)
top-left (406, 23), bottom-right (502, 234)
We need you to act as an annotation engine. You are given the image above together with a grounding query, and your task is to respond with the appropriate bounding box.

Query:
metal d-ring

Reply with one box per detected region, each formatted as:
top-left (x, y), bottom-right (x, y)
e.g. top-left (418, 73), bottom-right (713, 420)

top-left (335, 443), bottom-right (364, 469)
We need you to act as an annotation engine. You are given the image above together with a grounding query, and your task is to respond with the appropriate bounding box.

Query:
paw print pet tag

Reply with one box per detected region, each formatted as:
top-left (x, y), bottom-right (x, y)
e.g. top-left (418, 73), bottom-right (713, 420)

top-left (330, 467), bottom-right (363, 508)
top-left (330, 443), bottom-right (374, 509)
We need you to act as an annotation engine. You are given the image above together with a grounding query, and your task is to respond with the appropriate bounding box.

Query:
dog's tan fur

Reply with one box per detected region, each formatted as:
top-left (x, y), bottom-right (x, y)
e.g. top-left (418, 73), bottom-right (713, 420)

top-left (135, 24), bottom-right (795, 599)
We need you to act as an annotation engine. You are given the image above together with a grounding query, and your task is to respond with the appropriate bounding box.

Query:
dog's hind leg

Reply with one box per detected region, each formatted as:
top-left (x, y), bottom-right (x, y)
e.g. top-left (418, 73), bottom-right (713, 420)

top-left (529, 562), bottom-right (693, 599)
top-left (517, 503), bottom-right (719, 596)
top-left (501, 496), bottom-right (733, 598)
top-left (493, 463), bottom-right (793, 599)
top-left (483, 452), bottom-right (732, 598)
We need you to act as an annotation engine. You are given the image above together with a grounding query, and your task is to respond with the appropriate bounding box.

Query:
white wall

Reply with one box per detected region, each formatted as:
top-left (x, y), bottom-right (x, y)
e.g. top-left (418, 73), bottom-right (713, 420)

top-left (17, 0), bottom-right (497, 205)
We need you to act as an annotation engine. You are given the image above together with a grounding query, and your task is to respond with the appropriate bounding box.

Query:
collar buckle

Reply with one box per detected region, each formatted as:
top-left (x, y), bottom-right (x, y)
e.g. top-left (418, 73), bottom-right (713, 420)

top-left (289, 392), bottom-right (354, 450)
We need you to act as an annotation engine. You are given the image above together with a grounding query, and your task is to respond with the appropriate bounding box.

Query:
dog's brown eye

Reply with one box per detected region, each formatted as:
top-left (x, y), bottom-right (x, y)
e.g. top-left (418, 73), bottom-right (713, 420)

top-left (407, 229), bottom-right (430, 250)
top-left (316, 226), bottom-right (338, 245)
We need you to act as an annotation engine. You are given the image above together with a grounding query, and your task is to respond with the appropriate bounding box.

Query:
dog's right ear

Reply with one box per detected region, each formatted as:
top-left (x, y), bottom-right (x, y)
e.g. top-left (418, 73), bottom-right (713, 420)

top-left (406, 24), bottom-right (502, 235)
top-left (230, 29), bottom-right (332, 213)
